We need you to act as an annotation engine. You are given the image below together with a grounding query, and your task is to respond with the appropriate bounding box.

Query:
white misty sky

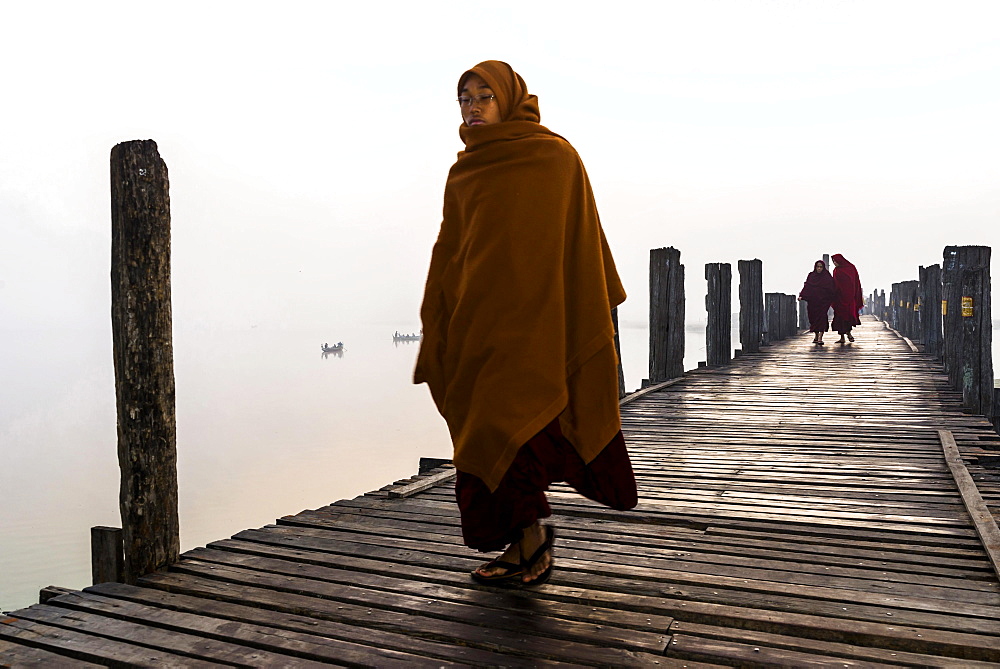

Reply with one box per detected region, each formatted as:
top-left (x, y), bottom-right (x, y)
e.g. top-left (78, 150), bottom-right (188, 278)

top-left (1, 0), bottom-right (998, 333)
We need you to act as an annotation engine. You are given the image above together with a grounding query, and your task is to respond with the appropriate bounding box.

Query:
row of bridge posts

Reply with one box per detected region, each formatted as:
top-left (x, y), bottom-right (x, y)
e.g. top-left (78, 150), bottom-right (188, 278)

top-left (646, 249), bottom-right (799, 387)
top-left (873, 245), bottom-right (994, 429)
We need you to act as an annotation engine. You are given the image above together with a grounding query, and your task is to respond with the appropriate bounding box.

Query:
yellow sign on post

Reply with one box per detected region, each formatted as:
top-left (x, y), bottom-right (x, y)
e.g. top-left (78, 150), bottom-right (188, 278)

top-left (962, 296), bottom-right (974, 317)
top-left (942, 300), bottom-right (947, 316)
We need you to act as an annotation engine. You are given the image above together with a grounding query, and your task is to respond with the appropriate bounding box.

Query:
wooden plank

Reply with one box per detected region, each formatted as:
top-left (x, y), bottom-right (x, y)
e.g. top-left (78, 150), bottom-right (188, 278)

top-left (387, 466), bottom-right (455, 498)
top-left (666, 633), bottom-right (892, 668)
top-left (0, 615), bottom-right (223, 667)
top-left (78, 582), bottom-right (556, 667)
top-left (667, 620), bottom-right (1000, 668)
top-left (45, 588), bottom-right (513, 667)
top-left (939, 429), bottom-right (1000, 581)
top-left (138, 571), bottom-right (668, 666)
top-left (0, 637), bottom-right (104, 667)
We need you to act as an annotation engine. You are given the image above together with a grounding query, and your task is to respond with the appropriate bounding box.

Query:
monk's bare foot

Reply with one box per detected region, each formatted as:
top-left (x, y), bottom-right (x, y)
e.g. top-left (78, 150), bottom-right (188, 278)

top-left (474, 542), bottom-right (520, 579)
top-left (520, 522), bottom-right (551, 583)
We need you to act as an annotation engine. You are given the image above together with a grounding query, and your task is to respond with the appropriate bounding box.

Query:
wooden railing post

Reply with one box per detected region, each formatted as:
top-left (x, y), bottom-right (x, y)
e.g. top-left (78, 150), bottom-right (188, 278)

top-left (919, 264), bottom-right (942, 359)
top-left (612, 307), bottom-right (625, 398)
top-left (960, 257), bottom-right (993, 419)
top-left (110, 139), bottom-right (180, 583)
top-left (763, 293), bottom-right (779, 344)
top-left (737, 259), bottom-right (763, 354)
top-left (649, 247), bottom-right (685, 382)
top-left (783, 294), bottom-right (797, 337)
top-left (705, 263), bottom-right (731, 367)
top-left (943, 245), bottom-right (990, 392)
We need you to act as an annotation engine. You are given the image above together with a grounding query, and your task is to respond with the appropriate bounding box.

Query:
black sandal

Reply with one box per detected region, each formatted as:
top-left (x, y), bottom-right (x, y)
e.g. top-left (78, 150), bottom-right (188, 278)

top-left (521, 526), bottom-right (556, 586)
top-left (470, 556), bottom-right (524, 584)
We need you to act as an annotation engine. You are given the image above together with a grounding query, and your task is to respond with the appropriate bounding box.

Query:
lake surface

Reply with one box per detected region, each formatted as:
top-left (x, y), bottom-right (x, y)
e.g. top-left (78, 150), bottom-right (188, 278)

top-left (2, 321), bottom-right (997, 612)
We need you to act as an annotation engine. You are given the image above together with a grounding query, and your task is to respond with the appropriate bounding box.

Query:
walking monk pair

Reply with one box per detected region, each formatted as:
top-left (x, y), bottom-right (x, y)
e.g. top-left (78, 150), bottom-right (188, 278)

top-left (798, 254), bottom-right (864, 345)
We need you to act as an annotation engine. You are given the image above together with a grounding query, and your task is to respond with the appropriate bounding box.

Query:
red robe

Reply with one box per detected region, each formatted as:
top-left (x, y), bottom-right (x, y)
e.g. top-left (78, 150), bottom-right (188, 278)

top-left (798, 264), bottom-right (836, 333)
top-left (831, 254), bottom-right (863, 333)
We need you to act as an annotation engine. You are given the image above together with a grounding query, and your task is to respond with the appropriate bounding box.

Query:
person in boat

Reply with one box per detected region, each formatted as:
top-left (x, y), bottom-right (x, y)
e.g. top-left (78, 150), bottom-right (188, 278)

top-left (798, 260), bottom-right (836, 345)
top-left (415, 61), bottom-right (637, 586)
top-left (831, 253), bottom-right (864, 343)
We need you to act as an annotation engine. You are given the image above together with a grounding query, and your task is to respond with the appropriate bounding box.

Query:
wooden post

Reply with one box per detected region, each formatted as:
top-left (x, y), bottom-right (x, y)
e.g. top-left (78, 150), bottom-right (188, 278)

top-left (903, 280), bottom-right (920, 341)
top-left (612, 307), bottom-right (625, 398)
top-left (994, 381), bottom-right (1000, 435)
top-left (943, 246), bottom-right (990, 391)
top-left (110, 139), bottom-right (180, 583)
top-left (961, 261), bottom-right (993, 419)
top-left (91, 526), bottom-right (124, 585)
top-left (798, 298), bottom-right (808, 330)
top-left (784, 294), bottom-right (797, 337)
top-left (649, 247), bottom-right (685, 382)
top-left (738, 259), bottom-right (763, 354)
top-left (919, 265), bottom-right (942, 359)
top-left (705, 263), bottom-right (731, 366)
top-left (764, 293), bottom-right (780, 343)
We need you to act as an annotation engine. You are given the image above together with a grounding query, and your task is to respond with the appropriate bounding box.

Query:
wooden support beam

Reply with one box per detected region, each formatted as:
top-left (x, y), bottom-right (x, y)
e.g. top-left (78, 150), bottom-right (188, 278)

top-left (919, 264), bottom-right (942, 359)
top-left (737, 259), bottom-right (763, 354)
top-left (704, 263), bottom-right (731, 367)
top-left (937, 430), bottom-right (1000, 582)
top-left (649, 247), bottom-right (685, 382)
top-left (110, 139), bottom-right (179, 583)
top-left (960, 263), bottom-right (993, 419)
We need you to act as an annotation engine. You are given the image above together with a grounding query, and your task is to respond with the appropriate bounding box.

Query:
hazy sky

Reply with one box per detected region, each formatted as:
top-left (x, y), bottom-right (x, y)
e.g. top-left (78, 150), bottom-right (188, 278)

top-left (2, 0), bottom-right (998, 334)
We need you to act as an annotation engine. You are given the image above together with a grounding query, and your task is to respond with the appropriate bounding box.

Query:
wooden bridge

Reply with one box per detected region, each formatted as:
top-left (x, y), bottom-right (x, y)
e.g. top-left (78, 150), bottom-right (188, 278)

top-left (3, 317), bottom-right (1000, 666)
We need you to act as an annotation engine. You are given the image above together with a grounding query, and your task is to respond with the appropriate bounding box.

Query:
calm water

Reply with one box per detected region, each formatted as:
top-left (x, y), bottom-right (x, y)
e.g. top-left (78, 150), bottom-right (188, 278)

top-left (2, 321), bottom-right (997, 612)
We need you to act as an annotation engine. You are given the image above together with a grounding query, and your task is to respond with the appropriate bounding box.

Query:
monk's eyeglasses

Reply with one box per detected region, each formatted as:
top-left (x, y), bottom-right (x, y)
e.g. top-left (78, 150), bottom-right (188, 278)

top-left (457, 94), bottom-right (496, 108)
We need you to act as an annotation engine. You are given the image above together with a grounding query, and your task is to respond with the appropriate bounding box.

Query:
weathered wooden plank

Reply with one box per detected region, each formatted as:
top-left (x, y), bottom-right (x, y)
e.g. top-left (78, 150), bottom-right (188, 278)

top-left (939, 429), bottom-right (1000, 581)
top-left (79, 582), bottom-right (551, 667)
top-left (44, 588), bottom-right (500, 667)
top-left (0, 637), bottom-right (104, 668)
top-left (667, 620), bottom-right (1000, 668)
top-left (137, 570), bottom-right (667, 666)
top-left (0, 615), bottom-right (223, 667)
top-left (387, 466), bottom-right (455, 498)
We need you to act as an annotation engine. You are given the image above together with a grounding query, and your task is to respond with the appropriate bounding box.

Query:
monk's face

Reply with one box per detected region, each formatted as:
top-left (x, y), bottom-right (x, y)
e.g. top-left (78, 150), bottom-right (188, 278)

top-left (814, 261), bottom-right (826, 273)
top-left (459, 74), bottom-right (502, 127)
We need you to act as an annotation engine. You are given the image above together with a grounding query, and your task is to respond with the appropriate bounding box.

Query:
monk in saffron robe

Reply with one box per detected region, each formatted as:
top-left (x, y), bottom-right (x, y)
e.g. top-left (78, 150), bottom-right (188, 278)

top-left (831, 253), bottom-right (864, 343)
top-left (414, 61), bottom-right (637, 586)
top-left (798, 260), bottom-right (836, 344)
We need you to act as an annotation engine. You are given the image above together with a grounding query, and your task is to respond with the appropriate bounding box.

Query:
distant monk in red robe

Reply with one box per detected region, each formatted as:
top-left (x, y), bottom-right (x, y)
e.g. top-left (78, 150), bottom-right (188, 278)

top-left (831, 253), bottom-right (864, 344)
top-left (798, 260), bottom-right (836, 345)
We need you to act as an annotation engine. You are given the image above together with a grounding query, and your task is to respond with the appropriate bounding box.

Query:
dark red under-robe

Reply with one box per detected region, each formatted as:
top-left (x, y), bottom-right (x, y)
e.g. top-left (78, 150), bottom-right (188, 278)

top-left (456, 417), bottom-right (637, 552)
top-left (798, 266), bottom-right (836, 333)
top-left (831, 253), bottom-right (864, 334)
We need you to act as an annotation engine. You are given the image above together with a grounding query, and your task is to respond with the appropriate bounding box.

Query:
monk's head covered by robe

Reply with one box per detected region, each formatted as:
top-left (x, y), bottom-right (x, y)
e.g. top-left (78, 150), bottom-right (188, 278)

top-left (458, 60), bottom-right (540, 124)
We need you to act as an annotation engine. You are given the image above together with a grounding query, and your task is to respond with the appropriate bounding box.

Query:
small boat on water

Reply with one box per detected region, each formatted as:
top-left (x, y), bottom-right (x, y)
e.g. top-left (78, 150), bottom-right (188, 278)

top-left (393, 330), bottom-right (422, 342)
top-left (321, 342), bottom-right (344, 353)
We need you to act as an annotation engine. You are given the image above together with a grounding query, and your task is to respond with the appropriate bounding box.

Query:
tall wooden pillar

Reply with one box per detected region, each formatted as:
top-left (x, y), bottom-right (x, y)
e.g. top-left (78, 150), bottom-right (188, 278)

top-left (960, 260), bottom-right (993, 418)
top-left (705, 263), bottom-right (731, 366)
top-left (110, 139), bottom-right (179, 584)
top-left (738, 259), bottom-right (763, 354)
top-left (649, 247), bottom-right (685, 382)
top-left (919, 264), bottom-right (942, 358)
